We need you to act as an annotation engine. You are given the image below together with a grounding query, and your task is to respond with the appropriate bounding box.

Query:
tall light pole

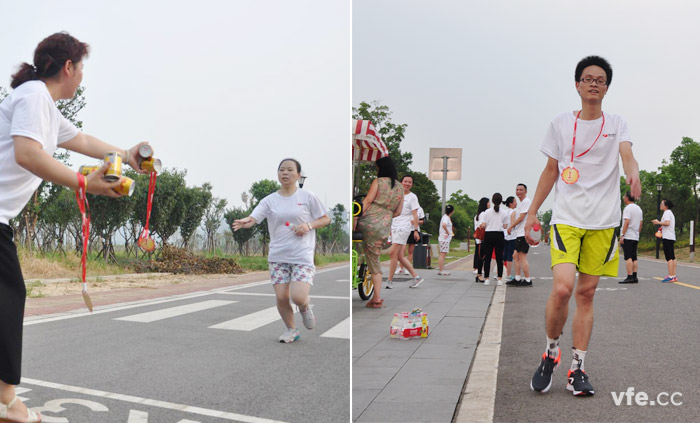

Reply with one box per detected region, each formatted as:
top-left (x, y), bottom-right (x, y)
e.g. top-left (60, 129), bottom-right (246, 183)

top-left (656, 183), bottom-right (663, 259)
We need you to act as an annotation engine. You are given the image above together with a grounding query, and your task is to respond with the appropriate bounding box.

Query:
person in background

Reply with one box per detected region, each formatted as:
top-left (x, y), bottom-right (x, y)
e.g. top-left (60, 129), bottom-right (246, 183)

top-left (479, 193), bottom-right (510, 285)
top-left (438, 205), bottom-right (455, 276)
top-left (386, 174), bottom-right (424, 289)
top-left (652, 199), bottom-right (676, 282)
top-left (619, 192), bottom-right (643, 284)
top-left (474, 197), bottom-right (489, 282)
top-left (399, 205), bottom-right (424, 275)
top-left (503, 196), bottom-right (518, 283)
top-left (354, 156), bottom-right (404, 308)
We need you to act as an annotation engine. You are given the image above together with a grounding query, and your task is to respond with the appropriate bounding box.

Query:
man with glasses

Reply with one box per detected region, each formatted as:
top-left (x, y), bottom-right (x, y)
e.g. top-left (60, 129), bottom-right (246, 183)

top-left (525, 56), bottom-right (641, 396)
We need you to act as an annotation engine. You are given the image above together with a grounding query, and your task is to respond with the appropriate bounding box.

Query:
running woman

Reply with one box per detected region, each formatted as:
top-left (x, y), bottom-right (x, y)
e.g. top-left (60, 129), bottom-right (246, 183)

top-left (652, 199), bottom-right (676, 282)
top-left (437, 205), bottom-right (455, 276)
top-left (233, 159), bottom-right (330, 343)
top-left (0, 32), bottom-right (149, 423)
top-left (526, 56), bottom-right (640, 396)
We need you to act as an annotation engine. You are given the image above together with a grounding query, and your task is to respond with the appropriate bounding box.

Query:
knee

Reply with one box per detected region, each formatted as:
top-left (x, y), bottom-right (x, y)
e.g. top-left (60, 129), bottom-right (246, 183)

top-left (575, 287), bottom-right (596, 305)
top-left (552, 284), bottom-right (573, 303)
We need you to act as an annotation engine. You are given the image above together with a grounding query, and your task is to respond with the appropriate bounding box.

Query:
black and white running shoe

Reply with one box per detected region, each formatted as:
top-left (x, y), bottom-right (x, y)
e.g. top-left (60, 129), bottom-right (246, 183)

top-left (530, 350), bottom-right (560, 393)
top-left (567, 369), bottom-right (595, 396)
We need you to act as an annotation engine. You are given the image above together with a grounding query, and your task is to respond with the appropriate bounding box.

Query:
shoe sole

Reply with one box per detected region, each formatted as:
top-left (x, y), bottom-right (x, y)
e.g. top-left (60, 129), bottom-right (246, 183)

top-left (566, 384), bottom-right (595, 396)
top-left (530, 378), bottom-right (553, 393)
top-left (409, 280), bottom-right (423, 288)
top-left (279, 335), bottom-right (300, 343)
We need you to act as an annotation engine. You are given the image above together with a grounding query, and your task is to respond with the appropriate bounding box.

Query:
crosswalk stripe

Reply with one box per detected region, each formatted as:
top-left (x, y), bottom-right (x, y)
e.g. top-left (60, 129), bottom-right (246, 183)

top-left (115, 300), bottom-right (236, 323)
top-left (320, 317), bottom-right (350, 339)
top-left (209, 306), bottom-right (284, 331)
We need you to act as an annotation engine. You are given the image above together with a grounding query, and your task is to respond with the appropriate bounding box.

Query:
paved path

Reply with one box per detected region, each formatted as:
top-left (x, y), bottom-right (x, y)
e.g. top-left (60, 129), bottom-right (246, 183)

top-left (352, 256), bottom-right (494, 422)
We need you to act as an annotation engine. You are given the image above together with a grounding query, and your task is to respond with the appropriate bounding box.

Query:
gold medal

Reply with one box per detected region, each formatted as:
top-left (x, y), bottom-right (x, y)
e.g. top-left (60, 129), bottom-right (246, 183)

top-left (561, 167), bottom-right (580, 184)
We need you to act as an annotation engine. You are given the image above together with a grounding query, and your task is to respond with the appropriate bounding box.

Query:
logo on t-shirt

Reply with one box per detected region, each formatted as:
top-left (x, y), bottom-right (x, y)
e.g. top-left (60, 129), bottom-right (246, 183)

top-left (603, 133), bottom-right (616, 138)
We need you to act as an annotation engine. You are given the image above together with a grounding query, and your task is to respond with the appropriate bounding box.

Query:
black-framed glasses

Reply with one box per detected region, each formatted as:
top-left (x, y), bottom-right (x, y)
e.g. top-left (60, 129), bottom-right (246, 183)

top-left (580, 76), bottom-right (607, 86)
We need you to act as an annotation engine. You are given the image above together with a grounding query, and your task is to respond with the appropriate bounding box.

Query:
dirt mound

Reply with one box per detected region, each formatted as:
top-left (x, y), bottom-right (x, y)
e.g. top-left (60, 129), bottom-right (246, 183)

top-left (144, 244), bottom-right (243, 275)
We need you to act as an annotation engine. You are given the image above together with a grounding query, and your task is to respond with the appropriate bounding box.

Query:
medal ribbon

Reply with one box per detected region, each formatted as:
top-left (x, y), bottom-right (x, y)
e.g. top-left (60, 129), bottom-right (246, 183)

top-left (139, 171), bottom-right (157, 245)
top-left (74, 173), bottom-right (90, 289)
top-left (570, 110), bottom-right (605, 167)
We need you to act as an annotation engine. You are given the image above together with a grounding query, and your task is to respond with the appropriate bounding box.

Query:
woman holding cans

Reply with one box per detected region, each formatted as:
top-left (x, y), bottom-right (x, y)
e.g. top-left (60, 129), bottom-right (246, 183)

top-left (0, 32), bottom-right (149, 423)
top-left (232, 159), bottom-right (330, 343)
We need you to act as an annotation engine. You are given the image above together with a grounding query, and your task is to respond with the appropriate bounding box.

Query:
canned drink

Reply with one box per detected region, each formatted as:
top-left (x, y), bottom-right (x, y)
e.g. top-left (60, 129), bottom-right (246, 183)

top-left (104, 151), bottom-right (123, 182)
top-left (113, 177), bottom-right (135, 197)
top-left (138, 144), bottom-right (153, 159)
top-left (79, 165), bottom-right (100, 176)
top-left (140, 157), bottom-right (162, 173)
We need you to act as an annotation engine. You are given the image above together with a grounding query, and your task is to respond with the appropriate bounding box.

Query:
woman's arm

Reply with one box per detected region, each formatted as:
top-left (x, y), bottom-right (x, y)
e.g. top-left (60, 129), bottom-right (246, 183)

top-left (362, 179), bottom-right (379, 212)
top-left (60, 132), bottom-right (149, 173)
top-left (14, 136), bottom-right (121, 197)
top-left (293, 214), bottom-right (331, 236)
top-left (232, 216), bottom-right (258, 231)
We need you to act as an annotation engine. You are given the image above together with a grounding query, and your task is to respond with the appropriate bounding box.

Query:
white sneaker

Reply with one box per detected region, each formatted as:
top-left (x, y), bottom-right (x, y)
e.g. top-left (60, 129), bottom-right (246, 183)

top-left (496, 279), bottom-right (503, 286)
top-left (402, 269), bottom-right (410, 275)
top-left (386, 280), bottom-right (394, 289)
top-left (395, 268), bottom-right (402, 275)
top-left (484, 280), bottom-right (491, 286)
top-left (299, 305), bottom-right (316, 330)
top-left (473, 269), bottom-right (478, 274)
top-left (409, 277), bottom-right (424, 288)
top-left (279, 328), bottom-right (300, 343)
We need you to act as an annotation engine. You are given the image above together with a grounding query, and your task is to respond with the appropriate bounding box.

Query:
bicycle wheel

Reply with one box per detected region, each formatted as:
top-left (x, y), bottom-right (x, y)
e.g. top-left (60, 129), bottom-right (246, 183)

top-left (357, 263), bottom-right (374, 300)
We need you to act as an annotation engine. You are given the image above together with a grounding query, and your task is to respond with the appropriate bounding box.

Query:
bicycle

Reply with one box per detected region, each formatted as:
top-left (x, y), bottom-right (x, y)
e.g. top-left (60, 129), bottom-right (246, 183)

top-left (352, 196), bottom-right (374, 300)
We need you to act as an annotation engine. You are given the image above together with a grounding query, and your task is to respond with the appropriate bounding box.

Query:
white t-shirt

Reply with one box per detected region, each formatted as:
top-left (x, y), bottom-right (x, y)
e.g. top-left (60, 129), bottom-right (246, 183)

top-left (0, 81), bottom-right (80, 224)
top-left (250, 189), bottom-right (327, 266)
top-left (622, 203), bottom-right (643, 241)
top-left (392, 191), bottom-right (419, 231)
top-left (513, 197), bottom-right (531, 237)
top-left (504, 208), bottom-right (517, 241)
top-left (540, 111), bottom-right (631, 229)
top-left (661, 209), bottom-right (676, 241)
top-left (482, 207), bottom-right (510, 232)
top-left (439, 214), bottom-right (453, 240)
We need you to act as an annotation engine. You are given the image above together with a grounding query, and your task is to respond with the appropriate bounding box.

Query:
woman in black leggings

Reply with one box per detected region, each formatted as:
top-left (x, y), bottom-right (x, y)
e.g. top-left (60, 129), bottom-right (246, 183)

top-left (473, 197), bottom-right (489, 282)
top-left (479, 193), bottom-right (510, 285)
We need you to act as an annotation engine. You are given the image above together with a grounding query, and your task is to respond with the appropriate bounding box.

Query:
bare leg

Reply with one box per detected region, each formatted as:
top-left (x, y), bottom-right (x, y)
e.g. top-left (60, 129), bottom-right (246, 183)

top-left (522, 253), bottom-right (530, 278)
top-left (0, 381), bottom-right (38, 422)
top-left (273, 283), bottom-right (295, 329)
top-left (625, 258), bottom-right (633, 275)
top-left (633, 260), bottom-right (639, 273)
top-left (388, 243), bottom-right (403, 280)
top-left (571, 272), bottom-right (600, 350)
top-left (545, 263), bottom-right (576, 339)
top-left (369, 272), bottom-right (383, 303)
top-left (669, 259), bottom-right (677, 276)
top-left (439, 252), bottom-right (446, 272)
top-left (514, 252), bottom-right (522, 277)
top-left (290, 281), bottom-right (311, 311)
top-left (398, 250), bottom-right (419, 278)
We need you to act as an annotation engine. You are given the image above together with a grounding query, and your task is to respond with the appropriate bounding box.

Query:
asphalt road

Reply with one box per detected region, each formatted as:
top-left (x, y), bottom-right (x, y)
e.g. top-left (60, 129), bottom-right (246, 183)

top-left (494, 246), bottom-right (700, 423)
top-left (20, 266), bottom-right (350, 423)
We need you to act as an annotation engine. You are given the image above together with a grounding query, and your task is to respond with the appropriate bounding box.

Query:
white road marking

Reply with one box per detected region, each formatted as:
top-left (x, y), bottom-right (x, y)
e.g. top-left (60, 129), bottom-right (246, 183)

top-left (21, 378), bottom-right (288, 423)
top-left (320, 317), bottom-right (350, 339)
top-left (216, 292), bottom-right (349, 300)
top-left (209, 306), bottom-right (284, 331)
top-left (16, 387), bottom-right (31, 403)
top-left (115, 300), bottom-right (236, 323)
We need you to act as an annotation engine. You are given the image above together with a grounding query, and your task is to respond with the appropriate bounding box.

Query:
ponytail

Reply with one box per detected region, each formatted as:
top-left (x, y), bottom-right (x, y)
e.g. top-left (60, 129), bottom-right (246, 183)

top-left (492, 192), bottom-right (502, 213)
top-left (10, 32), bottom-right (89, 89)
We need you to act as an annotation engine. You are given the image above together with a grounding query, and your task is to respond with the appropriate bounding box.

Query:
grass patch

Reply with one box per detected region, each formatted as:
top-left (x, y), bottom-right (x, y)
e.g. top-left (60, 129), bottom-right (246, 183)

top-left (26, 281), bottom-right (45, 298)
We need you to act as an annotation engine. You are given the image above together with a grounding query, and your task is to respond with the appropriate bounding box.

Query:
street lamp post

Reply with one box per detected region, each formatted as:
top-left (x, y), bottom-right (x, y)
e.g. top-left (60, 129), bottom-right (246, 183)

top-left (656, 183), bottom-right (663, 259)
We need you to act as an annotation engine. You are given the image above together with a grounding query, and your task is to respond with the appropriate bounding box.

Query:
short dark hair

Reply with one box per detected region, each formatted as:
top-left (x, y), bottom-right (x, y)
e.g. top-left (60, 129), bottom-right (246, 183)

top-left (575, 55), bottom-right (613, 87)
top-left (445, 205), bottom-right (454, 215)
top-left (477, 197), bottom-right (489, 216)
top-left (401, 174), bottom-right (413, 182)
top-left (376, 156), bottom-right (397, 188)
top-left (624, 192), bottom-right (636, 202)
top-left (278, 158), bottom-right (301, 173)
top-left (517, 183), bottom-right (527, 191)
top-left (662, 199), bottom-right (674, 209)
top-left (11, 32), bottom-right (89, 89)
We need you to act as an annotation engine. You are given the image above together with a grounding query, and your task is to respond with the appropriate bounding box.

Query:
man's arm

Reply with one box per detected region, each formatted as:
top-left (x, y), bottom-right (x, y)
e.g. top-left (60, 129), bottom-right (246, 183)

top-left (620, 141), bottom-right (641, 199)
top-left (620, 218), bottom-right (630, 244)
top-left (524, 157), bottom-right (559, 244)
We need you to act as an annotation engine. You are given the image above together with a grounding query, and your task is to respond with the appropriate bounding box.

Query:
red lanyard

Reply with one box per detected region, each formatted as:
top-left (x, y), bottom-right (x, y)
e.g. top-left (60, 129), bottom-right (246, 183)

top-left (571, 110), bottom-right (605, 165)
top-left (74, 173), bottom-right (90, 284)
top-left (138, 171), bottom-right (157, 252)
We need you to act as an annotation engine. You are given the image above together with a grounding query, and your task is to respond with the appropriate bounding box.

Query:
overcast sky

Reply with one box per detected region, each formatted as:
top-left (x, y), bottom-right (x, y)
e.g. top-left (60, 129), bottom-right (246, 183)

top-left (0, 0), bottom-right (350, 212)
top-left (353, 0), bottom-right (700, 213)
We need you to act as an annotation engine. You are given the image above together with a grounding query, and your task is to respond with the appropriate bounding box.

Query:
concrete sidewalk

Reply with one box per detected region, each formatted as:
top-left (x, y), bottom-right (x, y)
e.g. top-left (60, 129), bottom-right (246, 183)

top-left (352, 256), bottom-right (495, 422)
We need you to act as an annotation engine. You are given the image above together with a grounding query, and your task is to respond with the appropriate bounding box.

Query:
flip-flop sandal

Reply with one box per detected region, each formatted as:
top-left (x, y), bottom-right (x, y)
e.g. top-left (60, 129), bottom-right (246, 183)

top-left (365, 301), bottom-right (384, 308)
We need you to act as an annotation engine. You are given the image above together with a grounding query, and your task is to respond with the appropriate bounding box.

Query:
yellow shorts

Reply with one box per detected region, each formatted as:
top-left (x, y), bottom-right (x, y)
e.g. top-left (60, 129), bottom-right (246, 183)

top-left (550, 224), bottom-right (619, 277)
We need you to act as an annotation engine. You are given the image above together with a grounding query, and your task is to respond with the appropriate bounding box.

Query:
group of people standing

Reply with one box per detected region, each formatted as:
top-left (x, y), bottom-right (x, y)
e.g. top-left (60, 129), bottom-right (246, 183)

top-left (473, 184), bottom-right (533, 286)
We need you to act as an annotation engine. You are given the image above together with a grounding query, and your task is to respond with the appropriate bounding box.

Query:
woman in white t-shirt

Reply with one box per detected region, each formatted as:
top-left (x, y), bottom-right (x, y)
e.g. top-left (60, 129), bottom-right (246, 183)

top-left (473, 197), bottom-right (490, 282)
top-left (233, 159), bottom-right (330, 343)
top-left (0, 33), bottom-right (148, 423)
top-left (386, 174), bottom-right (423, 289)
top-left (438, 205), bottom-right (455, 276)
top-left (652, 199), bottom-right (677, 282)
top-left (479, 193), bottom-right (510, 285)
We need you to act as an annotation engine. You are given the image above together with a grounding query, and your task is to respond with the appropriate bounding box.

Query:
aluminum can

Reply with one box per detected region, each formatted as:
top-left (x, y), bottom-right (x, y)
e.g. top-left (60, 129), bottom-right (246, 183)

top-left (104, 151), bottom-right (123, 182)
top-left (140, 157), bottom-right (162, 173)
top-left (138, 144), bottom-right (153, 159)
top-left (79, 165), bottom-right (100, 176)
top-left (113, 177), bottom-right (135, 197)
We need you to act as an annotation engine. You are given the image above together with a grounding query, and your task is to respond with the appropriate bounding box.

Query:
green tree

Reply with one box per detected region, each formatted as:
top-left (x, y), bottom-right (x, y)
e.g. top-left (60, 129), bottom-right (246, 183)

top-left (449, 189), bottom-right (478, 226)
top-left (146, 168), bottom-right (188, 245)
top-left (450, 208), bottom-right (469, 240)
top-left (316, 203), bottom-right (348, 254)
top-left (88, 189), bottom-right (134, 261)
top-left (203, 197), bottom-right (228, 253)
top-left (404, 172), bottom-right (441, 235)
top-left (352, 101), bottom-right (412, 194)
top-left (660, 137), bottom-right (700, 233)
top-left (180, 183), bottom-right (213, 249)
top-left (225, 207), bottom-right (256, 255)
top-left (249, 179), bottom-right (280, 256)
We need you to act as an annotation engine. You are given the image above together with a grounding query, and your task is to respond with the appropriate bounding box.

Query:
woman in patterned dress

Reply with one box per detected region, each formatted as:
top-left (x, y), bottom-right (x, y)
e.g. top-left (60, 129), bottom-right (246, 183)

top-left (356, 157), bottom-right (404, 308)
